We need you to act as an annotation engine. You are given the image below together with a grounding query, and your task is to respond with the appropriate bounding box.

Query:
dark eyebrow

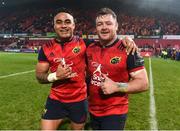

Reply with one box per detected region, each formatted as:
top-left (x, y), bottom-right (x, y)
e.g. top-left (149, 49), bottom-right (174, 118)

top-left (97, 21), bottom-right (103, 24)
top-left (55, 19), bottom-right (72, 23)
top-left (56, 19), bottom-right (62, 23)
top-left (65, 19), bottom-right (71, 22)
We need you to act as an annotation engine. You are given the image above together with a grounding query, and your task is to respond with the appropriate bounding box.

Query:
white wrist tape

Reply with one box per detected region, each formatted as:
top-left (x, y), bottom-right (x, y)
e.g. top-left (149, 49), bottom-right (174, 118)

top-left (47, 72), bottom-right (58, 82)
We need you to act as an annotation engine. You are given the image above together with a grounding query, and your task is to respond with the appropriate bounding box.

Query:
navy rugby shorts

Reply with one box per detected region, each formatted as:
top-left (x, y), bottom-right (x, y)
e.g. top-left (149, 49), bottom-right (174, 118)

top-left (42, 97), bottom-right (87, 124)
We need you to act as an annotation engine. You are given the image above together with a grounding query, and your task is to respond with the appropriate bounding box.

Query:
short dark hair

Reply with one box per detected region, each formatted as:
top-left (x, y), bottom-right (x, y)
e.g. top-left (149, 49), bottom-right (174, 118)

top-left (53, 7), bottom-right (76, 23)
top-left (96, 7), bottom-right (117, 20)
top-left (54, 7), bottom-right (74, 17)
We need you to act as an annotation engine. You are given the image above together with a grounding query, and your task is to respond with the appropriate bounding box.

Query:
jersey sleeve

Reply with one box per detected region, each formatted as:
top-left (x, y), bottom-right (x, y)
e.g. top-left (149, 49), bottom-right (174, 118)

top-left (38, 48), bottom-right (48, 62)
top-left (127, 52), bottom-right (144, 73)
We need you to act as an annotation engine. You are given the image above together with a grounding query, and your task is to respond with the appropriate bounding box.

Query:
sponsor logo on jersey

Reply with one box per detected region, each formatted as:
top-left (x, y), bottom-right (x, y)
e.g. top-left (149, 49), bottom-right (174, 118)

top-left (72, 46), bottom-right (81, 53)
top-left (91, 63), bottom-right (108, 87)
top-left (110, 56), bottom-right (121, 64)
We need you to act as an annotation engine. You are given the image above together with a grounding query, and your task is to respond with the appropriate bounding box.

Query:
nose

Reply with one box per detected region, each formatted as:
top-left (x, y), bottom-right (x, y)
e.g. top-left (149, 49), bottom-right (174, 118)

top-left (61, 22), bottom-right (67, 28)
top-left (101, 23), bottom-right (107, 30)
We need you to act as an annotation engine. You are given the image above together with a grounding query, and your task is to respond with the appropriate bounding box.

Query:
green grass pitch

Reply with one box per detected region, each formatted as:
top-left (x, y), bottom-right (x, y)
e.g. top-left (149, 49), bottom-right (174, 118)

top-left (0, 52), bottom-right (180, 129)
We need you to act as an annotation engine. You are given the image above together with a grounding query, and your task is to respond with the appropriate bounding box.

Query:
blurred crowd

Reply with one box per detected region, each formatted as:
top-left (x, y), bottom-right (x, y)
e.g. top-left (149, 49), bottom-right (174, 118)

top-left (160, 48), bottom-right (180, 61)
top-left (0, 8), bottom-right (180, 36)
top-left (0, 7), bottom-right (180, 61)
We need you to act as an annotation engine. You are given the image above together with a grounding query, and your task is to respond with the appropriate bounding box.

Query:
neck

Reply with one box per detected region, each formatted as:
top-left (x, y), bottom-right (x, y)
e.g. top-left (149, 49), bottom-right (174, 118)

top-left (56, 36), bottom-right (74, 43)
top-left (100, 35), bottom-right (117, 47)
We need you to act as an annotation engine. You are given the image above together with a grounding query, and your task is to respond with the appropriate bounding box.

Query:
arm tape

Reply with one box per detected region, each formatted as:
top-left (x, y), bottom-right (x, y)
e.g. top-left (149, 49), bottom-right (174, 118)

top-left (47, 72), bottom-right (58, 82)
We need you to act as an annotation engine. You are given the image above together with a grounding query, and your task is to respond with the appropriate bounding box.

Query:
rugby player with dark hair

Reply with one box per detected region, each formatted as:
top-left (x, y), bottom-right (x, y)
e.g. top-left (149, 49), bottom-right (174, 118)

top-left (36, 8), bottom-right (138, 130)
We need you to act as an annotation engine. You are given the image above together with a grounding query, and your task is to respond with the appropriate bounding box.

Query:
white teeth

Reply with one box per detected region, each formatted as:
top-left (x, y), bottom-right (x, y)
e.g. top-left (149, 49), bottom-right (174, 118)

top-left (101, 32), bottom-right (109, 34)
top-left (60, 30), bottom-right (68, 32)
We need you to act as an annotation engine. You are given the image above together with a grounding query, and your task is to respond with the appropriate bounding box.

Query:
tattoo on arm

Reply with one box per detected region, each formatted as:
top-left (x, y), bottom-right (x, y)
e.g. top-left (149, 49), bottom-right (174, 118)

top-left (36, 72), bottom-right (50, 84)
top-left (36, 62), bottom-right (51, 84)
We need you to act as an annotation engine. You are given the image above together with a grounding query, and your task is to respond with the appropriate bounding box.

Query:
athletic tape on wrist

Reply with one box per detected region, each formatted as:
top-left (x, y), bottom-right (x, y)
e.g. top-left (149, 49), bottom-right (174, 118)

top-left (47, 72), bottom-right (58, 82)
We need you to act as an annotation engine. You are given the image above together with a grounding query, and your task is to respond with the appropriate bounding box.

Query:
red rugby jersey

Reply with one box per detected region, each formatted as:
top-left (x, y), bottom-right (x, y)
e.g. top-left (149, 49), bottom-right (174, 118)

top-left (86, 39), bottom-right (144, 116)
top-left (39, 36), bottom-right (87, 103)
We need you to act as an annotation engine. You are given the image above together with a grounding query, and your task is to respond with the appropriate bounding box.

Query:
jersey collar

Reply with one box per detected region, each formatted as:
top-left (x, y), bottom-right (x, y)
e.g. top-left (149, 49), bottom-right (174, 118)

top-left (54, 36), bottom-right (74, 45)
top-left (100, 38), bottom-right (119, 48)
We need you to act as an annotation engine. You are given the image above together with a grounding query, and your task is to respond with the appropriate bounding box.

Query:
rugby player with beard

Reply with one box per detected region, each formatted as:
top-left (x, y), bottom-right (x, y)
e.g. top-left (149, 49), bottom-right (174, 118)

top-left (86, 8), bottom-right (149, 130)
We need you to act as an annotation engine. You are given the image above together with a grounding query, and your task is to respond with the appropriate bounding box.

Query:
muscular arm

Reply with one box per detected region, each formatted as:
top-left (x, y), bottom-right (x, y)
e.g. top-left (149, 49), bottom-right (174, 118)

top-left (36, 61), bottom-right (74, 84)
top-left (36, 62), bottom-right (50, 84)
top-left (101, 69), bottom-right (149, 95)
top-left (126, 69), bottom-right (149, 93)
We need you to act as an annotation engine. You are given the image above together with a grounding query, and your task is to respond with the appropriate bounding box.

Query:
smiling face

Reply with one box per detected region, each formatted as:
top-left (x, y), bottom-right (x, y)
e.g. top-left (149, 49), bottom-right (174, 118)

top-left (54, 12), bottom-right (75, 40)
top-left (96, 14), bottom-right (118, 45)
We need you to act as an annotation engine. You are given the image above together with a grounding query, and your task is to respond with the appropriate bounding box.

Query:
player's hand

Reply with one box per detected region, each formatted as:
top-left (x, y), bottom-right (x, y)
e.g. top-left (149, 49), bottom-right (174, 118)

top-left (56, 64), bottom-right (73, 80)
top-left (122, 36), bottom-right (138, 55)
top-left (100, 74), bottom-right (119, 95)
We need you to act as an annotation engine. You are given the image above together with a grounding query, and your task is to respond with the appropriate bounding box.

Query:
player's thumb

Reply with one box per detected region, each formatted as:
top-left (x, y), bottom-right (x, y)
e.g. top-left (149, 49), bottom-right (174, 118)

top-left (102, 73), bottom-right (108, 79)
top-left (57, 63), bottom-right (63, 70)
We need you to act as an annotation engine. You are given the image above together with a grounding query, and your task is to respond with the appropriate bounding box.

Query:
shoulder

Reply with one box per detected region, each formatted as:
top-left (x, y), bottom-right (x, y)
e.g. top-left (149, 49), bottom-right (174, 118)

top-left (86, 43), bottom-right (98, 54)
top-left (87, 40), bottom-right (99, 48)
top-left (127, 52), bottom-right (144, 71)
top-left (71, 36), bottom-right (87, 47)
top-left (42, 39), bottom-right (55, 49)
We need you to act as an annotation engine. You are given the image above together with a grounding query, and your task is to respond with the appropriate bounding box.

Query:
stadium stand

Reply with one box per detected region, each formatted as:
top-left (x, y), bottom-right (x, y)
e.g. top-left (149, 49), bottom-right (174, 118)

top-left (0, 8), bottom-right (180, 35)
top-left (0, 4), bottom-right (180, 60)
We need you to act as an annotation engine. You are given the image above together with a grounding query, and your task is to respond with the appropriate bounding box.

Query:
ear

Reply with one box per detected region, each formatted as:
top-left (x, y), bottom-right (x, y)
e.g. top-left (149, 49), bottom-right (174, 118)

top-left (115, 21), bottom-right (118, 31)
top-left (53, 19), bottom-right (56, 30)
top-left (72, 23), bottom-right (75, 30)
